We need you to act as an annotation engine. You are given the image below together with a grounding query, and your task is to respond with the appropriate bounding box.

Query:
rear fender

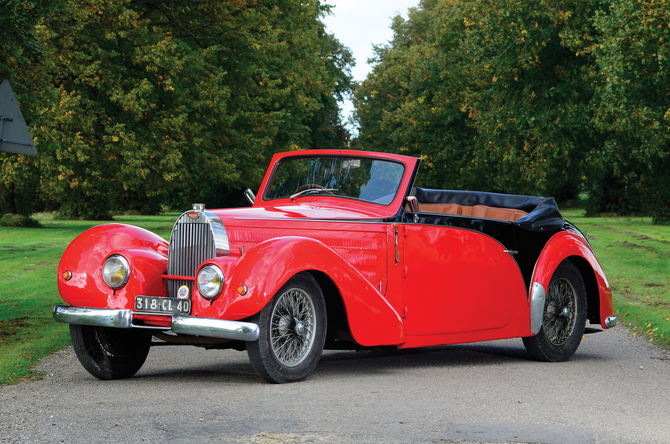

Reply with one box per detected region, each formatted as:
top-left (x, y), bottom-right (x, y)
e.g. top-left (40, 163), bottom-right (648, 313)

top-left (194, 236), bottom-right (405, 347)
top-left (58, 224), bottom-right (168, 309)
top-left (531, 231), bottom-right (614, 327)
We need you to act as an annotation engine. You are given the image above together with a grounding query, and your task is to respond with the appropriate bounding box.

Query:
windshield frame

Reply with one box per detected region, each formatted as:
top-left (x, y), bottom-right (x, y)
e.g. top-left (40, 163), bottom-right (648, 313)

top-left (262, 154), bottom-right (407, 207)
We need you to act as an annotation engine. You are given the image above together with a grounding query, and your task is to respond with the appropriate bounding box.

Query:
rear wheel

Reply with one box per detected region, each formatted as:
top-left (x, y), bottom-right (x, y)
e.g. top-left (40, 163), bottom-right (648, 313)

top-left (523, 260), bottom-right (587, 362)
top-left (247, 273), bottom-right (327, 383)
top-left (70, 324), bottom-right (152, 380)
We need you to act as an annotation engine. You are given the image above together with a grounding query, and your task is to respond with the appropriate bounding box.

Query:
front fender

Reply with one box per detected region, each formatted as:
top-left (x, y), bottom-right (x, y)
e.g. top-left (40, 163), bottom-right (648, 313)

top-left (58, 224), bottom-right (168, 309)
top-left (194, 236), bottom-right (405, 347)
top-left (531, 231), bottom-right (614, 327)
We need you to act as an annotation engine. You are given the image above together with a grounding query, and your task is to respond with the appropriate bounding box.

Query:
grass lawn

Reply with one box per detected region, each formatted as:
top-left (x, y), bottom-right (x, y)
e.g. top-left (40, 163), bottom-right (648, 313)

top-left (562, 209), bottom-right (670, 346)
top-left (0, 210), bottom-right (668, 386)
top-left (0, 213), bottom-right (175, 385)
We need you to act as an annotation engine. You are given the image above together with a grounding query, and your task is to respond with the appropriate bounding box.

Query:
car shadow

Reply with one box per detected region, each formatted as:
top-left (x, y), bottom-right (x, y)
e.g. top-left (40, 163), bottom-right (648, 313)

top-left (127, 338), bottom-right (608, 384)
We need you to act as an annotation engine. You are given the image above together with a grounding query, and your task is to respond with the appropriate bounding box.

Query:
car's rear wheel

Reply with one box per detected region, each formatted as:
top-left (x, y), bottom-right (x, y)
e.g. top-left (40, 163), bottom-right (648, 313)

top-left (247, 273), bottom-right (327, 383)
top-left (523, 260), bottom-right (587, 362)
top-left (70, 324), bottom-right (152, 380)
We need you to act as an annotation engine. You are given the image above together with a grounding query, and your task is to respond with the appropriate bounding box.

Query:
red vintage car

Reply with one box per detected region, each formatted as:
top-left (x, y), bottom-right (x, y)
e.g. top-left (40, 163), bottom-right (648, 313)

top-left (54, 149), bottom-right (616, 383)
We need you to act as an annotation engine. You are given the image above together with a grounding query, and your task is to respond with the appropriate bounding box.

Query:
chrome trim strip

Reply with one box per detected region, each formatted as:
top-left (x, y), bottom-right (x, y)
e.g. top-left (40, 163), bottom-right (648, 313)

top-left (202, 210), bottom-right (230, 256)
top-left (530, 282), bottom-right (546, 335)
top-left (53, 305), bottom-right (133, 328)
top-left (172, 315), bottom-right (259, 341)
top-left (605, 315), bottom-right (618, 328)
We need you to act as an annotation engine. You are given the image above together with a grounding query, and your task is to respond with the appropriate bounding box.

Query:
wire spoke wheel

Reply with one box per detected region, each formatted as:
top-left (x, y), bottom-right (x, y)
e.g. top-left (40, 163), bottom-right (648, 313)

top-left (543, 277), bottom-right (578, 346)
top-left (523, 260), bottom-right (587, 362)
top-left (247, 273), bottom-right (327, 383)
top-left (270, 288), bottom-right (317, 367)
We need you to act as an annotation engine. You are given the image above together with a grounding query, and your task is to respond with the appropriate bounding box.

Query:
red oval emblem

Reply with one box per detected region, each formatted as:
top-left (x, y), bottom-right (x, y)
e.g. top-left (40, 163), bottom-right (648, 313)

top-left (187, 212), bottom-right (199, 219)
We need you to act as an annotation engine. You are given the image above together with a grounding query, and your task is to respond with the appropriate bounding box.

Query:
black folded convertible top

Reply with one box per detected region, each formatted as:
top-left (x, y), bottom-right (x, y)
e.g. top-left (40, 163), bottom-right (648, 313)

top-left (412, 188), bottom-right (565, 232)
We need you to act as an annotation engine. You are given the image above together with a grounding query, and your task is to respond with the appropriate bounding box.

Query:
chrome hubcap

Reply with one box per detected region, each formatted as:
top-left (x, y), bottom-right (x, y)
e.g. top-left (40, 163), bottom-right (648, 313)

top-left (294, 320), bottom-right (306, 337)
top-left (543, 277), bottom-right (578, 346)
top-left (270, 288), bottom-right (316, 367)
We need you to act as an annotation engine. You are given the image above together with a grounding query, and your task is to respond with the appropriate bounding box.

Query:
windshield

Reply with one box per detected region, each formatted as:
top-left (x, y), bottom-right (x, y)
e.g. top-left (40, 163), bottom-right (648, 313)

top-left (266, 156), bottom-right (405, 205)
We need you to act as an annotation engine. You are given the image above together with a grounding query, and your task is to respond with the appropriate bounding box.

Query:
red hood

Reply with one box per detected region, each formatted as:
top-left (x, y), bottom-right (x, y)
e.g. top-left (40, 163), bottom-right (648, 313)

top-left (210, 200), bottom-right (394, 222)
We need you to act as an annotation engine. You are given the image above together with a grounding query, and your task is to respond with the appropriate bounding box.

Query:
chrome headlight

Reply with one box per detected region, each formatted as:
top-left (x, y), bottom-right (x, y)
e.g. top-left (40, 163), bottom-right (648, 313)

top-left (197, 264), bottom-right (224, 299)
top-left (102, 254), bottom-right (130, 288)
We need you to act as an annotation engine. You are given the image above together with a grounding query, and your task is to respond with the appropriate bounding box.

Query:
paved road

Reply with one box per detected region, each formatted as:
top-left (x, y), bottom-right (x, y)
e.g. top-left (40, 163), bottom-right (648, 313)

top-left (1, 325), bottom-right (669, 444)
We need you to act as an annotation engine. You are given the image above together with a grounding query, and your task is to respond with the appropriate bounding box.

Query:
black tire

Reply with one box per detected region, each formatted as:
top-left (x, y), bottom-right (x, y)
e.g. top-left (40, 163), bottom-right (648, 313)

top-left (523, 260), bottom-right (587, 362)
top-left (247, 273), bottom-right (327, 383)
top-left (70, 324), bottom-right (152, 380)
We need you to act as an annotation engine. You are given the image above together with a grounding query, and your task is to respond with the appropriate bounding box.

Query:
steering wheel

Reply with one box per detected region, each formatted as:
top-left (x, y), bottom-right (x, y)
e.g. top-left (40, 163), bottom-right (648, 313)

top-left (294, 184), bottom-right (326, 193)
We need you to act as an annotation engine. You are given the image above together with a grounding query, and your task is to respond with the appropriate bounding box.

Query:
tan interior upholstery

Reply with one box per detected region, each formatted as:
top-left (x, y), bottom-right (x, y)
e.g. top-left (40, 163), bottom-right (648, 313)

top-left (420, 203), bottom-right (462, 215)
top-left (416, 202), bottom-right (528, 222)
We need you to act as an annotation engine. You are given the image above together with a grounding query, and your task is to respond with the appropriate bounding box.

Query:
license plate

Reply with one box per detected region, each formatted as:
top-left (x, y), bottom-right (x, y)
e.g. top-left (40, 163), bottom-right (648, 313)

top-left (135, 296), bottom-right (191, 315)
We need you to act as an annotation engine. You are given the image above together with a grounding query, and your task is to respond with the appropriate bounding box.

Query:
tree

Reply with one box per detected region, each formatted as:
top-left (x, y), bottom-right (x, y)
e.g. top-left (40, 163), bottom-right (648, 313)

top-left (305, 28), bottom-right (355, 150)
top-left (589, 0), bottom-right (670, 222)
top-left (0, 0), bottom-right (61, 215)
top-left (1, 0), bottom-right (354, 218)
top-left (357, 0), bottom-right (602, 199)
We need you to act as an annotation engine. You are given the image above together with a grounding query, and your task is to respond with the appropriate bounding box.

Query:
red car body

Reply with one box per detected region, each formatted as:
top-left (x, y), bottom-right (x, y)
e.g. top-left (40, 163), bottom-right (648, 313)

top-left (54, 149), bottom-right (616, 383)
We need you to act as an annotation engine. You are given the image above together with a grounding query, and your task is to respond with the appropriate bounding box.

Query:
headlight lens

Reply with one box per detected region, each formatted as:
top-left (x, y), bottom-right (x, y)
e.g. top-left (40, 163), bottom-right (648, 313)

top-left (102, 254), bottom-right (130, 288)
top-left (197, 264), bottom-right (224, 299)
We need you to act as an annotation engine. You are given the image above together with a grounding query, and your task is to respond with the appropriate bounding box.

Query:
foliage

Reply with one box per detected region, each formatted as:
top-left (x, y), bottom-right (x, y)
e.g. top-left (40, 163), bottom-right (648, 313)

top-left (589, 0), bottom-right (670, 222)
top-left (305, 30), bottom-right (355, 150)
top-left (0, 213), bottom-right (41, 227)
top-left (354, 0), bottom-right (439, 157)
top-left (354, 0), bottom-right (670, 221)
top-left (0, 0), bottom-right (354, 219)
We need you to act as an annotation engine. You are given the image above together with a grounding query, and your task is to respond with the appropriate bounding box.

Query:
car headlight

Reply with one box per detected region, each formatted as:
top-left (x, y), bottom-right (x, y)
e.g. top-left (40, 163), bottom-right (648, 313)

top-left (197, 264), bottom-right (224, 299)
top-left (102, 254), bottom-right (130, 288)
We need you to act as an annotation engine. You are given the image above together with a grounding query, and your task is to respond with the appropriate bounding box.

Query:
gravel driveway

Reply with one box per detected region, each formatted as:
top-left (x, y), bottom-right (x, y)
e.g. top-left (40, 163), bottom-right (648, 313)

top-left (1, 325), bottom-right (669, 444)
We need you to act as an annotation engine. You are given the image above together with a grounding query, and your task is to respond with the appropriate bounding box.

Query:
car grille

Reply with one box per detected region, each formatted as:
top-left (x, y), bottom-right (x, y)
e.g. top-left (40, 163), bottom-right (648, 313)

top-left (166, 213), bottom-right (216, 299)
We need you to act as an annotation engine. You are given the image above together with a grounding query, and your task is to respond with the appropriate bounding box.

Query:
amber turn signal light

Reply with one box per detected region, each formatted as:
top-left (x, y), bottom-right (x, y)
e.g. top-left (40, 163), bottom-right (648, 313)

top-left (62, 270), bottom-right (72, 281)
top-left (237, 285), bottom-right (248, 296)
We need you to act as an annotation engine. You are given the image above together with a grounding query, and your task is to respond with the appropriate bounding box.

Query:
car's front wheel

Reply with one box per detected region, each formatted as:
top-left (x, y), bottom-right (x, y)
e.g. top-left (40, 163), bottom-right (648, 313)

top-left (70, 324), bottom-right (152, 380)
top-left (246, 273), bottom-right (327, 383)
top-left (523, 260), bottom-right (587, 362)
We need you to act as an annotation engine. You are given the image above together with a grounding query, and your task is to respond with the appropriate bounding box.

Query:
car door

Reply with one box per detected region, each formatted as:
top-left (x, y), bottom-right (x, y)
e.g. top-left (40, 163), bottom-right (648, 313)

top-left (401, 222), bottom-right (528, 337)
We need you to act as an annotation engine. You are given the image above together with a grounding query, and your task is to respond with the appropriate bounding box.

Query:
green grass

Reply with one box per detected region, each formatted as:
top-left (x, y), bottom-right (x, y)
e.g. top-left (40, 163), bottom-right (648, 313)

top-left (1, 210), bottom-right (668, 385)
top-left (563, 209), bottom-right (670, 346)
top-left (0, 213), bottom-right (176, 385)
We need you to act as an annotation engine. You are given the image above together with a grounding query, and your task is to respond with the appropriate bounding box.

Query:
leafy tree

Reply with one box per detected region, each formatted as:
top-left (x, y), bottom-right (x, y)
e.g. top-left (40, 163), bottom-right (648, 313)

top-left (357, 0), bottom-right (601, 199)
top-left (0, 0), bottom-right (61, 216)
top-left (589, 0), bottom-right (670, 222)
top-left (354, 0), bottom-right (439, 156)
top-left (305, 29), bottom-right (355, 150)
top-left (355, 0), bottom-right (669, 221)
top-left (1, 0), bottom-right (354, 218)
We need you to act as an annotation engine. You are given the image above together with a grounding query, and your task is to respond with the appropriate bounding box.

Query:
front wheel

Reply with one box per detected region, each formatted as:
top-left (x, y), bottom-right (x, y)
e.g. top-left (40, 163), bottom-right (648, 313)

top-left (523, 260), bottom-right (587, 362)
top-left (247, 273), bottom-right (327, 383)
top-left (70, 324), bottom-right (152, 380)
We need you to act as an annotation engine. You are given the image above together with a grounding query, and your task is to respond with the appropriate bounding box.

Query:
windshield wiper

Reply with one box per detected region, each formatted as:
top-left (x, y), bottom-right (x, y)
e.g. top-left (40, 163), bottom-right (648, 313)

top-left (290, 188), bottom-right (339, 201)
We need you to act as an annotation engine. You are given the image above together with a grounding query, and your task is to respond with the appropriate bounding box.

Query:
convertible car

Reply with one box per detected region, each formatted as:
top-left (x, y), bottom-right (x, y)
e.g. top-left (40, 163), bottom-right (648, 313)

top-left (54, 149), bottom-right (616, 383)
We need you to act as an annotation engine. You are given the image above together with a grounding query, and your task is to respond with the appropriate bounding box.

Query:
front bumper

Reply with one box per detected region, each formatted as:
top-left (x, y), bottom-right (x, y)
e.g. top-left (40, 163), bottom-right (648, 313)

top-left (53, 305), bottom-right (260, 342)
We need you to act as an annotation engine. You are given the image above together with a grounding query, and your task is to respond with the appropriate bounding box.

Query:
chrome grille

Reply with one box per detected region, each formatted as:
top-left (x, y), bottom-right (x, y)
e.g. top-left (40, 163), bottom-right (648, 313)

top-left (167, 214), bottom-right (216, 298)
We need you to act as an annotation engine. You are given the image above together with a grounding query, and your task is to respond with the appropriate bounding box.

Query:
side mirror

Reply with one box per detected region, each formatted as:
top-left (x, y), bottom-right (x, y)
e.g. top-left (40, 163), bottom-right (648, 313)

top-left (406, 196), bottom-right (419, 223)
top-left (244, 188), bottom-right (256, 205)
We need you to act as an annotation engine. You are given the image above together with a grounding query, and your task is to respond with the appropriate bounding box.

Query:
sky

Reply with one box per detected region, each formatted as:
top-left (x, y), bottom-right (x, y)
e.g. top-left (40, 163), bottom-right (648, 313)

top-left (321, 0), bottom-right (420, 131)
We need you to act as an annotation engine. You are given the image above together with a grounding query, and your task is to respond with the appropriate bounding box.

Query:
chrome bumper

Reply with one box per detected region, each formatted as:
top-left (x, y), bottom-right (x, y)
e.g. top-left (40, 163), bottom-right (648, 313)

top-left (53, 305), bottom-right (260, 342)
